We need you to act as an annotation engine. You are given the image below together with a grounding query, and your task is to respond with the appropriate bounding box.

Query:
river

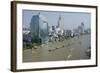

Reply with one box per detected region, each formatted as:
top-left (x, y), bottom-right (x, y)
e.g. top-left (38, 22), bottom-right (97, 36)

top-left (23, 34), bottom-right (91, 62)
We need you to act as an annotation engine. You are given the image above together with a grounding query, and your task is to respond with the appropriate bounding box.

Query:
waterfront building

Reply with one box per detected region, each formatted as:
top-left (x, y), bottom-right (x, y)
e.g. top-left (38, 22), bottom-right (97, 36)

top-left (57, 15), bottom-right (63, 30)
top-left (30, 13), bottom-right (49, 44)
top-left (78, 22), bottom-right (85, 34)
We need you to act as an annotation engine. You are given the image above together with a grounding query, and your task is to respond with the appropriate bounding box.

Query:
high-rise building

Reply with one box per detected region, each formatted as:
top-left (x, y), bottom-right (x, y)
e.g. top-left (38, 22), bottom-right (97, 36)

top-left (30, 13), bottom-right (49, 44)
top-left (57, 15), bottom-right (63, 30)
top-left (77, 22), bottom-right (85, 34)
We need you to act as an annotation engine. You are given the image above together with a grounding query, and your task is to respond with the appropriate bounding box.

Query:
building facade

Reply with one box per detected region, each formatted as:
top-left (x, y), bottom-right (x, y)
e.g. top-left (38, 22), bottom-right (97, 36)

top-left (30, 13), bottom-right (49, 44)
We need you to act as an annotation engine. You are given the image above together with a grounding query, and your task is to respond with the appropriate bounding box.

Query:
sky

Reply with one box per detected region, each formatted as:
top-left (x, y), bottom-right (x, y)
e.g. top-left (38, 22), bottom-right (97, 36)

top-left (22, 10), bottom-right (91, 30)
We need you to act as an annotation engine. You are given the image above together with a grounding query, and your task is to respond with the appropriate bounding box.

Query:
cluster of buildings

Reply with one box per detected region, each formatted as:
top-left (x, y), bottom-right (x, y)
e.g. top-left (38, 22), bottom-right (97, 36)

top-left (23, 13), bottom-right (90, 48)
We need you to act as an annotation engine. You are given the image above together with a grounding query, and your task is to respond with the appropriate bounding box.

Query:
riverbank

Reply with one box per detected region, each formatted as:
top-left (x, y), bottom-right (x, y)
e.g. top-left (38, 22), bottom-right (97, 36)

top-left (23, 34), bottom-right (91, 62)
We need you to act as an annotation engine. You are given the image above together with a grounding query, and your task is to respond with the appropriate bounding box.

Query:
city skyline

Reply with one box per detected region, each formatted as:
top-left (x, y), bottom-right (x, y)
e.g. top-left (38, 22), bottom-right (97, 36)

top-left (22, 10), bottom-right (91, 30)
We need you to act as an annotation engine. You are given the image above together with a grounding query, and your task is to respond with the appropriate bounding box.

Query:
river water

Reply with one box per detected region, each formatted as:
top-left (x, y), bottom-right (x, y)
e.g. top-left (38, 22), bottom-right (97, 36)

top-left (80, 34), bottom-right (91, 59)
top-left (23, 34), bottom-right (91, 62)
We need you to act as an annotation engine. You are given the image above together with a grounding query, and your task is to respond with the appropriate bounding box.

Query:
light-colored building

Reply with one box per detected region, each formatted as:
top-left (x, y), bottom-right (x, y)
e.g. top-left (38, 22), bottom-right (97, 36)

top-left (78, 22), bottom-right (85, 34)
top-left (57, 15), bottom-right (63, 30)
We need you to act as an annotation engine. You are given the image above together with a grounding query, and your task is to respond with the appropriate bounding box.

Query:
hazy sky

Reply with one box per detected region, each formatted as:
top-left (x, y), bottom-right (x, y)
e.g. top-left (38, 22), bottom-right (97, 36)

top-left (22, 10), bottom-right (91, 30)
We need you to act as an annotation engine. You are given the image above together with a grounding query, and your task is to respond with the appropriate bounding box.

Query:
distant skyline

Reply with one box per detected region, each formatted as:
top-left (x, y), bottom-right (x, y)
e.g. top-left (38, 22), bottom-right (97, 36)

top-left (22, 10), bottom-right (91, 30)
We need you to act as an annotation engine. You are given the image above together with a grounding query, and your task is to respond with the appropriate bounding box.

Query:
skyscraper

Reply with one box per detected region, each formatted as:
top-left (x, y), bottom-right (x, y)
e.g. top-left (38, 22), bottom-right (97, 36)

top-left (57, 15), bottom-right (63, 30)
top-left (30, 13), bottom-right (49, 44)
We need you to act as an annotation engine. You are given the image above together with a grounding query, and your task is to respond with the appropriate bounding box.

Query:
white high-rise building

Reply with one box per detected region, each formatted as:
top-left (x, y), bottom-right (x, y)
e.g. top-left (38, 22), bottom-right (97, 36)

top-left (57, 15), bottom-right (63, 30)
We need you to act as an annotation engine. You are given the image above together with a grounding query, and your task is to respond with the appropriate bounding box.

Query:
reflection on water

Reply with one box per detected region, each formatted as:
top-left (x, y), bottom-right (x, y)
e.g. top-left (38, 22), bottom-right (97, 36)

top-left (82, 34), bottom-right (91, 49)
top-left (80, 34), bottom-right (91, 59)
top-left (23, 34), bottom-right (91, 62)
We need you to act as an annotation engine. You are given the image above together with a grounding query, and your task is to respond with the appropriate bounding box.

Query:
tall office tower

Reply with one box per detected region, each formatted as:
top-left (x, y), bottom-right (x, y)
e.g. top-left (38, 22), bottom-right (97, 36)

top-left (30, 13), bottom-right (49, 44)
top-left (57, 15), bottom-right (63, 30)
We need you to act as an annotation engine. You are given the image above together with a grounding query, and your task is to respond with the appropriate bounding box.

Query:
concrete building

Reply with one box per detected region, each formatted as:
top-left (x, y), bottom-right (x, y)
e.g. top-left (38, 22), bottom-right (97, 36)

top-left (78, 22), bottom-right (85, 34)
top-left (57, 15), bottom-right (63, 30)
